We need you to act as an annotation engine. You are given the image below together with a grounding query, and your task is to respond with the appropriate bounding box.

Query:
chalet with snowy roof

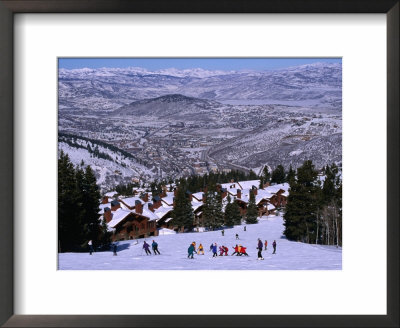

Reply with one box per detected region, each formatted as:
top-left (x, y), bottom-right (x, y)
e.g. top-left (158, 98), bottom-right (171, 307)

top-left (99, 179), bottom-right (289, 241)
top-left (105, 201), bottom-right (158, 241)
top-left (264, 183), bottom-right (289, 208)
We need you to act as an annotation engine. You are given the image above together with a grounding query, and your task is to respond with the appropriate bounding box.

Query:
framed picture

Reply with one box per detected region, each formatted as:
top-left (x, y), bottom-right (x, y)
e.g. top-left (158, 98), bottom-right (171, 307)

top-left (0, 0), bottom-right (398, 327)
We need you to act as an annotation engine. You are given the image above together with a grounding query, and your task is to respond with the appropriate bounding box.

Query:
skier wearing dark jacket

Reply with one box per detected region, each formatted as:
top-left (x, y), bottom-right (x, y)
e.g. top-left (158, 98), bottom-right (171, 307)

top-left (272, 240), bottom-right (277, 254)
top-left (257, 238), bottom-right (263, 259)
top-left (143, 241), bottom-right (151, 255)
top-left (152, 240), bottom-right (160, 255)
top-left (188, 243), bottom-right (195, 259)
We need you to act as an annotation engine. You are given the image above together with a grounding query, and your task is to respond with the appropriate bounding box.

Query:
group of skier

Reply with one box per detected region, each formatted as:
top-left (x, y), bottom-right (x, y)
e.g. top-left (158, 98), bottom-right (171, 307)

top-left (142, 240), bottom-right (161, 255)
top-left (87, 232), bottom-right (277, 260)
top-left (186, 239), bottom-right (276, 259)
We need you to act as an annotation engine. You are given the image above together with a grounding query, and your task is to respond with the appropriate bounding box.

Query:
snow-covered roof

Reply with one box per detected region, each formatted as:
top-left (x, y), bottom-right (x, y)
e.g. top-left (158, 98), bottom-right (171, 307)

top-left (105, 191), bottom-right (118, 197)
top-left (161, 194), bottom-right (174, 206)
top-left (119, 196), bottom-right (143, 208)
top-left (236, 180), bottom-right (260, 190)
top-left (192, 192), bottom-right (204, 202)
top-left (98, 203), bottom-right (111, 214)
top-left (141, 207), bottom-right (159, 221)
top-left (264, 183), bottom-right (290, 194)
top-left (220, 182), bottom-right (239, 190)
top-left (154, 207), bottom-right (173, 220)
top-left (107, 209), bottom-right (134, 228)
top-left (164, 217), bottom-right (174, 223)
top-left (256, 190), bottom-right (274, 203)
top-left (267, 204), bottom-right (276, 210)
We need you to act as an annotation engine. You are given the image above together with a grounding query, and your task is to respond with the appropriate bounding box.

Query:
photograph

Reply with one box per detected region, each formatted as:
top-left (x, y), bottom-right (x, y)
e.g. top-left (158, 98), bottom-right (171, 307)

top-left (57, 58), bottom-right (343, 270)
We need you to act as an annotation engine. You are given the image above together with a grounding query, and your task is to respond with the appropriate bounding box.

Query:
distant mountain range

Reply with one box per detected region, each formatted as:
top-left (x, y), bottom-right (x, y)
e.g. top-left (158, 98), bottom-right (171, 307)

top-left (58, 62), bottom-right (342, 181)
top-left (58, 62), bottom-right (342, 112)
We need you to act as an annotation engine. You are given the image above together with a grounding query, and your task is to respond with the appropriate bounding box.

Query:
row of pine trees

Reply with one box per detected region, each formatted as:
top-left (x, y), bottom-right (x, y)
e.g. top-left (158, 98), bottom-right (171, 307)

top-left (58, 151), bottom-right (110, 252)
top-left (283, 161), bottom-right (342, 246)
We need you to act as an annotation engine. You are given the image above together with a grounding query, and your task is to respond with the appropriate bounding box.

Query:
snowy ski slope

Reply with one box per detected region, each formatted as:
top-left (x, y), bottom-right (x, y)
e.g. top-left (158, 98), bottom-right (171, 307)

top-left (58, 214), bottom-right (342, 270)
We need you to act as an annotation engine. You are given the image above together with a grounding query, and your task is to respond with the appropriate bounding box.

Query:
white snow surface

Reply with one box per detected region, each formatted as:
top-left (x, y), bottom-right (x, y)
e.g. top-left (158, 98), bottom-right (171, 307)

top-left (59, 215), bottom-right (342, 270)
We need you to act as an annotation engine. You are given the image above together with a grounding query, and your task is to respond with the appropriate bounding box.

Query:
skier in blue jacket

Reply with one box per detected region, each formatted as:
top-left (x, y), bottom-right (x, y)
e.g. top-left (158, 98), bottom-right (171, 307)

top-left (188, 243), bottom-right (195, 259)
top-left (212, 243), bottom-right (218, 258)
top-left (152, 240), bottom-right (160, 255)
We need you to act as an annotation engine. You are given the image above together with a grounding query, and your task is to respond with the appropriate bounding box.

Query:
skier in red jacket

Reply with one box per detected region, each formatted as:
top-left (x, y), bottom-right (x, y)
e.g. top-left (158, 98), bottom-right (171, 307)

top-left (231, 244), bottom-right (239, 256)
top-left (240, 245), bottom-right (249, 256)
top-left (223, 246), bottom-right (229, 256)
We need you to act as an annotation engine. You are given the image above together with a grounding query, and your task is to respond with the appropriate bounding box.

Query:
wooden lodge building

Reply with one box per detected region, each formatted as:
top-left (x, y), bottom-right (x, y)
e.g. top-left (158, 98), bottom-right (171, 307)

top-left (100, 180), bottom-right (289, 241)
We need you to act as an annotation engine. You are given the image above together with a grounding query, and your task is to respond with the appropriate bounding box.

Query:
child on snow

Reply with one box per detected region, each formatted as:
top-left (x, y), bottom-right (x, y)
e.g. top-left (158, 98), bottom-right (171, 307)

top-left (197, 244), bottom-right (204, 255)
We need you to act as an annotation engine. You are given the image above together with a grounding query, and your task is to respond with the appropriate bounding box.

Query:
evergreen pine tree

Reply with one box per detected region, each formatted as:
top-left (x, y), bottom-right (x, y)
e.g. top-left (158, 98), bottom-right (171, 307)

top-left (224, 194), bottom-right (235, 226)
top-left (171, 186), bottom-right (194, 231)
top-left (245, 191), bottom-right (258, 224)
top-left (81, 166), bottom-right (102, 246)
top-left (214, 191), bottom-right (224, 228)
top-left (286, 164), bottom-right (295, 184)
top-left (271, 165), bottom-right (285, 184)
top-left (202, 188), bottom-right (224, 230)
top-left (248, 170), bottom-right (258, 180)
top-left (231, 199), bottom-right (242, 226)
top-left (262, 166), bottom-right (271, 184)
top-left (58, 151), bottom-right (83, 252)
top-left (283, 160), bottom-right (319, 243)
top-left (259, 178), bottom-right (264, 189)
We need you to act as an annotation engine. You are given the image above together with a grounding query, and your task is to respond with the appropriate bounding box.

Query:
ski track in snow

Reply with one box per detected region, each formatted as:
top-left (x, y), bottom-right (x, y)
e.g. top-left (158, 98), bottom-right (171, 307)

top-left (58, 215), bottom-right (342, 270)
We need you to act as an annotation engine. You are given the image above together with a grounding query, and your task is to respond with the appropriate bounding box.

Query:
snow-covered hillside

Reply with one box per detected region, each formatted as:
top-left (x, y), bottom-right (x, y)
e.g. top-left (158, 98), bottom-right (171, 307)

top-left (58, 214), bottom-right (342, 270)
top-left (58, 135), bottom-right (157, 190)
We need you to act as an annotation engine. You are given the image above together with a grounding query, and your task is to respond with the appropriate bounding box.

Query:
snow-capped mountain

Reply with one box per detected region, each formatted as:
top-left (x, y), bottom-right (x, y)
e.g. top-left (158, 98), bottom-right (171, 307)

top-left (58, 62), bottom-right (342, 181)
top-left (58, 62), bottom-right (341, 112)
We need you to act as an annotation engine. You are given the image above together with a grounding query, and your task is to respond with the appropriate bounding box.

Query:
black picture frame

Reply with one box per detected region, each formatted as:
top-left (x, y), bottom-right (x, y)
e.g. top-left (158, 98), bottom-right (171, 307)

top-left (0, 1), bottom-right (398, 327)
